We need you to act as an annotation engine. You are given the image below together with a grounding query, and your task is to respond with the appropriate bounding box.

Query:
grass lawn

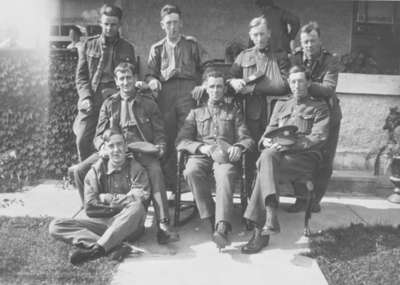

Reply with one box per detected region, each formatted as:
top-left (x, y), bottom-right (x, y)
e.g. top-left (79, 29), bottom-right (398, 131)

top-left (307, 223), bottom-right (400, 285)
top-left (0, 216), bottom-right (118, 285)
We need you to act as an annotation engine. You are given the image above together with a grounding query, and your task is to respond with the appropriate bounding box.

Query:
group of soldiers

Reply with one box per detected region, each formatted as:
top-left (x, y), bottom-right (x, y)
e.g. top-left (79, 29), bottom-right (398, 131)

top-left (49, 0), bottom-right (341, 265)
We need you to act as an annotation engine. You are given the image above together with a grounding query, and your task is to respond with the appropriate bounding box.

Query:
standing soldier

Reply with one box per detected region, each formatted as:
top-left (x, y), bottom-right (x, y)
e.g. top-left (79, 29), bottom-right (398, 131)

top-left (229, 16), bottom-right (290, 183)
top-left (74, 4), bottom-right (136, 161)
top-left (146, 4), bottom-right (208, 193)
top-left (289, 21), bottom-right (342, 212)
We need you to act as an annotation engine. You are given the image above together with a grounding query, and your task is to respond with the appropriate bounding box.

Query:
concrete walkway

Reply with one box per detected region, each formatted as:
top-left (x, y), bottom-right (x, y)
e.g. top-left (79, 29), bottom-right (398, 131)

top-left (1, 180), bottom-right (399, 285)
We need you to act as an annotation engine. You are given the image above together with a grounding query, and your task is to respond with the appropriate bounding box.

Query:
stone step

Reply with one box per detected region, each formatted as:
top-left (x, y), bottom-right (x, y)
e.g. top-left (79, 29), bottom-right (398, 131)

top-left (327, 170), bottom-right (394, 198)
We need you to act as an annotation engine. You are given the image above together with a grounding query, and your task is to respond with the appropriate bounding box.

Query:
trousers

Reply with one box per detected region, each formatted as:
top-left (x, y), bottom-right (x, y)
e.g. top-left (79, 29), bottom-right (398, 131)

top-left (314, 121), bottom-right (340, 204)
top-left (49, 201), bottom-right (146, 252)
top-left (157, 78), bottom-right (196, 190)
top-left (73, 82), bottom-right (116, 161)
top-left (244, 148), bottom-right (319, 226)
top-left (73, 152), bottom-right (169, 222)
top-left (183, 156), bottom-right (238, 225)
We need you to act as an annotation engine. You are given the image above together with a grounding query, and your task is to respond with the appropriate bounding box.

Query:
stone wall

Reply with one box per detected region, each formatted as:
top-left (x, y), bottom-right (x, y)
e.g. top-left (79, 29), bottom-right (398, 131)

top-left (335, 73), bottom-right (400, 171)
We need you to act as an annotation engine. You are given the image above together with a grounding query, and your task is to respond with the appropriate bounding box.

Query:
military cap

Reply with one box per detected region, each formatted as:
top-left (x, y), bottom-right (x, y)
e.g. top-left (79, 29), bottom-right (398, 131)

top-left (264, 125), bottom-right (298, 147)
top-left (210, 141), bottom-right (233, 164)
top-left (128, 141), bottom-right (159, 154)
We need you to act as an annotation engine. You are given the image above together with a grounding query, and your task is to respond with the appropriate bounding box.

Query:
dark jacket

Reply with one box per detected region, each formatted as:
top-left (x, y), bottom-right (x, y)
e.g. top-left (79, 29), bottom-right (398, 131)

top-left (84, 157), bottom-right (150, 218)
top-left (94, 90), bottom-right (166, 151)
top-left (230, 47), bottom-right (290, 121)
top-left (260, 97), bottom-right (330, 152)
top-left (76, 34), bottom-right (136, 103)
top-left (290, 47), bottom-right (342, 125)
top-left (176, 101), bottom-right (255, 154)
top-left (146, 35), bottom-right (207, 82)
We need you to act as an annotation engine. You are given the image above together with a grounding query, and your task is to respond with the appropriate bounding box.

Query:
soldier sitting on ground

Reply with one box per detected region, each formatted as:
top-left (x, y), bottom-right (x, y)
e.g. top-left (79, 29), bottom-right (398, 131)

top-left (49, 128), bottom-right (150, 265)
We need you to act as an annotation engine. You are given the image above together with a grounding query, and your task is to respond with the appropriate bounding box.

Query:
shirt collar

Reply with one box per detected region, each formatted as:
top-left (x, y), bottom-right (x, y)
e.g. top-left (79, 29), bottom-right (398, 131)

top-left (256, 45), bottom-right (270, 56)
top-left (120, 91), bottom-right (137, 102)
top-left (106, 159), bottom-right (128, 175)
top-left (303, 48), bottom-right (322, 64)
top-left (101, 33), bottom-right (120, 47)
top-left (166, 35), bottom-right (182, 47)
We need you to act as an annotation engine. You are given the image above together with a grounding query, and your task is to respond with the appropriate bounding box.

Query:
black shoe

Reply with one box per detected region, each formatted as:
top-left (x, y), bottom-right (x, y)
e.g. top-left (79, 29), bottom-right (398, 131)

top-left (157, 222), bottom-right (180, 245)
top-left (109, 244), bottom-right (133, 262)
top-left (212, 221), bottom-right (231, 249)
top-left (241, 228), bottom-right (270, 254)
top-left (263, 206), bottom-right (280, 234)
top-left (286, 199), bottom-right (307, 213)
top-left (70, 244), bottom-right (105, 265)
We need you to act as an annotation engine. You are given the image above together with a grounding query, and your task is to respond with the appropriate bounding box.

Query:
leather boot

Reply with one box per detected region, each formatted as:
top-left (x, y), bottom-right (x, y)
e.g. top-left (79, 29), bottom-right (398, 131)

top-left (241, 227), bottom-right (269, 254)
top-left (212, 221), bottom-right (231, 249)
top-left (157, 220), bottom-right (180, 244)
top-left (263, 205), bottom-right (280, 234)
top-left (70, 244), bottom-right (105, 265)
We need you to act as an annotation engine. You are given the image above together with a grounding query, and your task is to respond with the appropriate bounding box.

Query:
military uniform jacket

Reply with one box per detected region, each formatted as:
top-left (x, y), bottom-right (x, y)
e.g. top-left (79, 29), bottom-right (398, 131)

top-left (76, 34), bottom-right (136, 102)
top-left (94, 91), bottom-right (166, 152)
top-left (84, 157), bottom-right (150, 218)
top-left (260, 97), bottom-right (330, 152)
top-left (230, 47), bottom-right (290, 120)
top-left (291, 48), bottom-right (342, 125)
top-left (147, 35), bottom-right (208, 82)
top-left (176, 102), bottom-right (255, 154)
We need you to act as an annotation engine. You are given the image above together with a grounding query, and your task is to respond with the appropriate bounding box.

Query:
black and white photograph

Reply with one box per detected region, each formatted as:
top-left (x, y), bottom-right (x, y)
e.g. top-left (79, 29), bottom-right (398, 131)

top-left (0, 0), bottom-right (400, 284)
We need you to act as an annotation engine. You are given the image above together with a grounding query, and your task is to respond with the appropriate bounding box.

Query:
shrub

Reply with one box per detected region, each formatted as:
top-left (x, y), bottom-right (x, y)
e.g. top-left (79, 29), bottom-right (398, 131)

top-left (0, 49), bottom-right (79, 192)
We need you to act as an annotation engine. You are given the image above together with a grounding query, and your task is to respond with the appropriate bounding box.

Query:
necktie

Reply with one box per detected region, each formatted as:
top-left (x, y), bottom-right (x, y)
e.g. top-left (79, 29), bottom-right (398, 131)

top-left (120, 98), bottom-right (130, 127)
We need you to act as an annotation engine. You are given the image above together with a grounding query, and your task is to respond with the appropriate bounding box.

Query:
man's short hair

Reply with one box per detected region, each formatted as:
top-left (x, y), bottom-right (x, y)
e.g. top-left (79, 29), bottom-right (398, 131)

top-left (114, 62), bottom-right (137, 77)
top-left (202, 69), bottom-right (225, 84)
top-left (103, 127), bottom-right (124, 143)
top-left (70, 26), bottom-right (82, 37)
top-left (249, 16), bottom-right (269, 30)
top-left (100, 4), bottom-right (123, 20)
top-left (301, 21), bottom-right (321, 37)
top-left (289, 65), bottom-right (311, 81)
top-left (160, 4), bottom-right (182, 19)
top-left (255, 0), bottom-right (274, 8)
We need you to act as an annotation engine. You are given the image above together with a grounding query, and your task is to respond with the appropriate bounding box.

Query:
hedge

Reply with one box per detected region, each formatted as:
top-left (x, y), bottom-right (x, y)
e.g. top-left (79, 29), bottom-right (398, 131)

top-left (0, 49), bottom-right (78, 192)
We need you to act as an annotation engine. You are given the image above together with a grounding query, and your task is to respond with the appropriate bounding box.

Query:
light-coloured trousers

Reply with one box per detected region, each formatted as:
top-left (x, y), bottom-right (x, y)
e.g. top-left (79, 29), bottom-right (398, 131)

top-left (49, 201), bottom-right (146, 253)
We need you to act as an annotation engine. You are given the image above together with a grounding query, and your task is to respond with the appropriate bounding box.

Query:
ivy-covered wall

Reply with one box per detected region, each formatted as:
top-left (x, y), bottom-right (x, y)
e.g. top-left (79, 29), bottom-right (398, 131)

top-left (0, 50), bottom-right (78, 192)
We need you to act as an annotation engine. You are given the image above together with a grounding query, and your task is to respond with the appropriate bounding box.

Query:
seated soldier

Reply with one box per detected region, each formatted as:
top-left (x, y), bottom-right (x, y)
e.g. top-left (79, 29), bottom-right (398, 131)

top-left (49, 128), bottom-right (150, 265)
top-left (72, 62), bottom-right (179, 245)
top-left (241, 65), bottom-right (330, 254)
top-left (176, 70), bottom-right (254, 249)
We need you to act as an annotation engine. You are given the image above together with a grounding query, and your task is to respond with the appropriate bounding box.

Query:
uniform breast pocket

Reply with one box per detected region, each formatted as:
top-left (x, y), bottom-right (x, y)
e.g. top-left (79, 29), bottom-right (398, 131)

top-left (87, 51), bottom-right (100, 71)
top-left (196, 117), bottom-right (211, 137)
top-left (138, 117), bottom-right (153, 139)
top-left (242, 59), bottom-right (257, 80)
top-left (297, 114), bottom-right (315, 134)
top-left (219, 114), bottom-right (235, 136)
top-left (181, 51), bottom-right (194, 70)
